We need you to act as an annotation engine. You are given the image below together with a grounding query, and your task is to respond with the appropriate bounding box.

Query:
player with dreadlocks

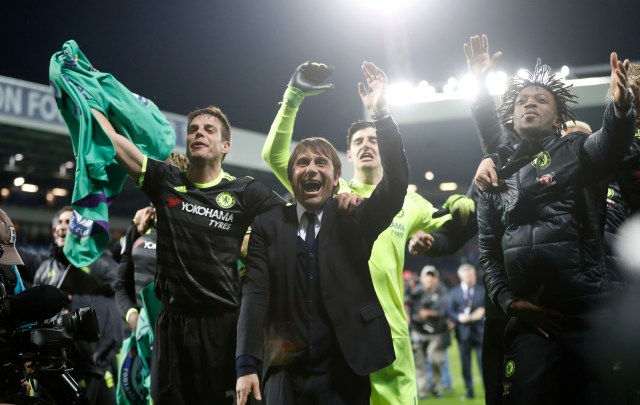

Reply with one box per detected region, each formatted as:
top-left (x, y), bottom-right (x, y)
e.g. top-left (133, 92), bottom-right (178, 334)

top-left (473, 39), bottom-right (636, 404)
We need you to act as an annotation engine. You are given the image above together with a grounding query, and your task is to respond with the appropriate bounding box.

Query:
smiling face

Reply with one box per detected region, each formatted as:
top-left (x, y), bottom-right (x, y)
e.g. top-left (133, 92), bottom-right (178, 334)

top-left (288, 138), bottom-right (341, 211)
top-left (513, 86), bottom-right (561, 139)
top-left (53, 209), bottom-right (72, 248)
top-left (186, 114), bottom-right (230, 164)
top-left (347, 127), bottom-right (381, 173)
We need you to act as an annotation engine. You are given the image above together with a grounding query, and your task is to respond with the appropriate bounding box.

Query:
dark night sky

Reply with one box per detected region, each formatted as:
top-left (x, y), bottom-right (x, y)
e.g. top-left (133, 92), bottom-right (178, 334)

top-left (3, 1), bottom-right (639, 139)
top-left (2, 0), bottom-right (639, 205)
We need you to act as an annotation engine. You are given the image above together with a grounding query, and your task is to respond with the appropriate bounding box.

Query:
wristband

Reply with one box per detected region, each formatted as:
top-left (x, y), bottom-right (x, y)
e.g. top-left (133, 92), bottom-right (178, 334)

top-left (125, 307), bottom-right (139, 323)
top-left (370, 108), bottom-right (390, 121)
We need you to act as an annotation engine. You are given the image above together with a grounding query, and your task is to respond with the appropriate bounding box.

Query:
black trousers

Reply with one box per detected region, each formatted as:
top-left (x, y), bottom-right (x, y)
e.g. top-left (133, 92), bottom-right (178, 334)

top-left (150, 308), bottom-right (238, 405)
top-left (501, 307), bottom-right (627, 405)
top-left (264, 357), bottom-right (370, 405)
top-left (482, 317), bottom-right (509, 405)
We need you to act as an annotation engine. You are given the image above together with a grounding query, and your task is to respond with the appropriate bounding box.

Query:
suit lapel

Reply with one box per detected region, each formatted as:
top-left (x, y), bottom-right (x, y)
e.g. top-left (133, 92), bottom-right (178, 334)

top-left (282, 205), bottom-right (298, 293)
top-left (317, 199), bottom-right (336, 274)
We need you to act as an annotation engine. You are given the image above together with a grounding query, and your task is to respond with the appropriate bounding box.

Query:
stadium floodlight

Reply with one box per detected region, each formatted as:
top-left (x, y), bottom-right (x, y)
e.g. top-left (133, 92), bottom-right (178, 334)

top-left (424, 171), bottom-right (434, 181)
top-left (21, 184), bottom-right (39, 193)
top-left (51, 188), bottom-right (68, 197)
top-left (457, 74), bottom-right (478, 99)
top-left (442, 77), bottom-right (458, 94)
top-left (439, 182), bottom-right (458, 191)
top-left (387, 81), bottom-right (416, 105)
top-left (13, 177), bottom-right (25, 187)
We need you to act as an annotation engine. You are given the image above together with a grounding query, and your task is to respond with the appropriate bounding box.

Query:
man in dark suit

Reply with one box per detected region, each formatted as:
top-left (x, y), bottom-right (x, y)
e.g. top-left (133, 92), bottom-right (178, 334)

top-left (448, 263), bottom-right (485, 400)
top-left (235, 61), bottom-right (409, 405)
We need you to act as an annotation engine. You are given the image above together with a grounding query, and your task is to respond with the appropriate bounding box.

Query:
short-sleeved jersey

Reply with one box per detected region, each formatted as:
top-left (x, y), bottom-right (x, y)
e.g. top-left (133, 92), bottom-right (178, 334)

top-left (130, 227), bottom-right (157, 307)
top-left (338, 178), bottom-right (451, 338)
top-left (140, 157), bottom-right (283, 312)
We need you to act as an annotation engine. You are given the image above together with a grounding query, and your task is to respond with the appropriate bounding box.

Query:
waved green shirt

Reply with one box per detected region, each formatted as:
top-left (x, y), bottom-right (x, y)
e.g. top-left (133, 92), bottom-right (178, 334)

top-left (262, 87), bottom-right (451, 338)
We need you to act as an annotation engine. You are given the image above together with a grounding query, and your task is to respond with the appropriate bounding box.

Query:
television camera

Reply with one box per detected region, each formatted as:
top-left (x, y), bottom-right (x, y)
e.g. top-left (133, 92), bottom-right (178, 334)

top-left (0, 281), bottom-right (100, 405)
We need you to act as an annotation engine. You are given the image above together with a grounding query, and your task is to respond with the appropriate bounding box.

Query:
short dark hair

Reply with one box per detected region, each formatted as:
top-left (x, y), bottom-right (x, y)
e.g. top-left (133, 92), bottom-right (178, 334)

top-left (346, 120), bottom-right (375, 149)
top-left (499, 59), bottom-right (577, 132)
top-left (187, 106), bottom-right (231, 142)
top-left (287, 137), bottom-right (342, 194)
top-left (53, 206), bottom-right (73, 227)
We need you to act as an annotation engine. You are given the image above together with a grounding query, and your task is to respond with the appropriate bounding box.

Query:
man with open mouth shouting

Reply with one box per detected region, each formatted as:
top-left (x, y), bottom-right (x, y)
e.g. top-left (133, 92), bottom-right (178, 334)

top-left (235, 61), bottom-right (409, 405)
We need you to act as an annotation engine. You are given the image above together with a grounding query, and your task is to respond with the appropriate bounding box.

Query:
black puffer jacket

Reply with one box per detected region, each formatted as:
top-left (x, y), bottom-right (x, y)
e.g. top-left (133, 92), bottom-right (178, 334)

top-left (478, 101), bottom-right (636, 315)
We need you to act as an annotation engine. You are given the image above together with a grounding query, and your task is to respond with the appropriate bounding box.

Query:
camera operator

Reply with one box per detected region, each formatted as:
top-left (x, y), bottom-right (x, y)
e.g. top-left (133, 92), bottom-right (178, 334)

top-left (0, 208), bottom-right (31, 402)
top-left (33, 206), bottom-right (123, 405)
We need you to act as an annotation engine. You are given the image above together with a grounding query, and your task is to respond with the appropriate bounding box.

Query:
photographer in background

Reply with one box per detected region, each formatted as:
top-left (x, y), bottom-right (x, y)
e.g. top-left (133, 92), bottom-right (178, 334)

top-left (33, 206), bottom-right (122, 405)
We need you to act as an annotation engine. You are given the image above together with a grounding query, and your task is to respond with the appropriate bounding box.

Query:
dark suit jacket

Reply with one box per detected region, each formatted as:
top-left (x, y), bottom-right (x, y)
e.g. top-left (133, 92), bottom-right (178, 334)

top-left (447, 284), bottom-right (485, 344)
top-left (237, 115), bottom-right (409, 378)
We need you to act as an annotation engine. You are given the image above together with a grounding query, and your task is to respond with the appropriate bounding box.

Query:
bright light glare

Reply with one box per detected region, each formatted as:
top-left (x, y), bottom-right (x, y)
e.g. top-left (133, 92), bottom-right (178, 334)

top-left (1, 188), bottom-right (9, 197)
top-left (486, 71), bottom-right (507, 95)
top-left (359, 0), bottom-right (415, 13)
top-left (517, 69), bottom-right (529, 79)
top-left (387, 81), bottom-right (436, 105)
top-left (443, 77), bottom-right (458, 94)
top-left (21, 184), bottom-right (39, 193)
top-left (51, 188), bottom-right (68, 197)
top-left (425, 171), bottom-right (434, 181)
top-left (65, 161), bottom-right (75, 169)
top-left (13, 177), bottom-right (25, 187)
top-left (439, 182), bottom-right (458, 191)
top-left (457, 74), bottom-right (478, 98)
top-left (561, 65), bottom-right (570, 77)
top-left (14, 154), bottom-right (23, 161)
top-left (407, 184), bottom-right (418, 193)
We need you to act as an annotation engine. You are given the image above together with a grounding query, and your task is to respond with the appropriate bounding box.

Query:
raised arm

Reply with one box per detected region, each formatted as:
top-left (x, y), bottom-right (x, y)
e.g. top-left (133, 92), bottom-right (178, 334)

top-left (356, 62), bottom-right (409, 236)
top-left (91, 109), bottom-right (144, 181)
top-left (465, 34), bottom-right (511, 155)
top-left (262, 62), bottom-right (334, 193)
top-left (582, 52), bottom-right (636, 172)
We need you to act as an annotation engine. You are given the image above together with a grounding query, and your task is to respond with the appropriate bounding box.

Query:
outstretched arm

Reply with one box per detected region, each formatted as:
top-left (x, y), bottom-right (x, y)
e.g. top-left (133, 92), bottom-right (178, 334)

top-left (583, 52), bottom-right (636, 172)
top-left (262, 62), bottom-right (334, 193)
top-left (91, 109), bottom-right (144, 181)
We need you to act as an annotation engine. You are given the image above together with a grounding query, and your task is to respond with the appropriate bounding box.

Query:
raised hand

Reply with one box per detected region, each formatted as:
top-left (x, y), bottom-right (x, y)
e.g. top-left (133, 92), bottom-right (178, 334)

top-left (358, 61), bottom-right (388, 114)
top-left (610, 52), bottom-right (633, 109)
top-left (464, 34), bottom-right (502, 79)
top-left (288, 61), bottom-right (334, 96)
